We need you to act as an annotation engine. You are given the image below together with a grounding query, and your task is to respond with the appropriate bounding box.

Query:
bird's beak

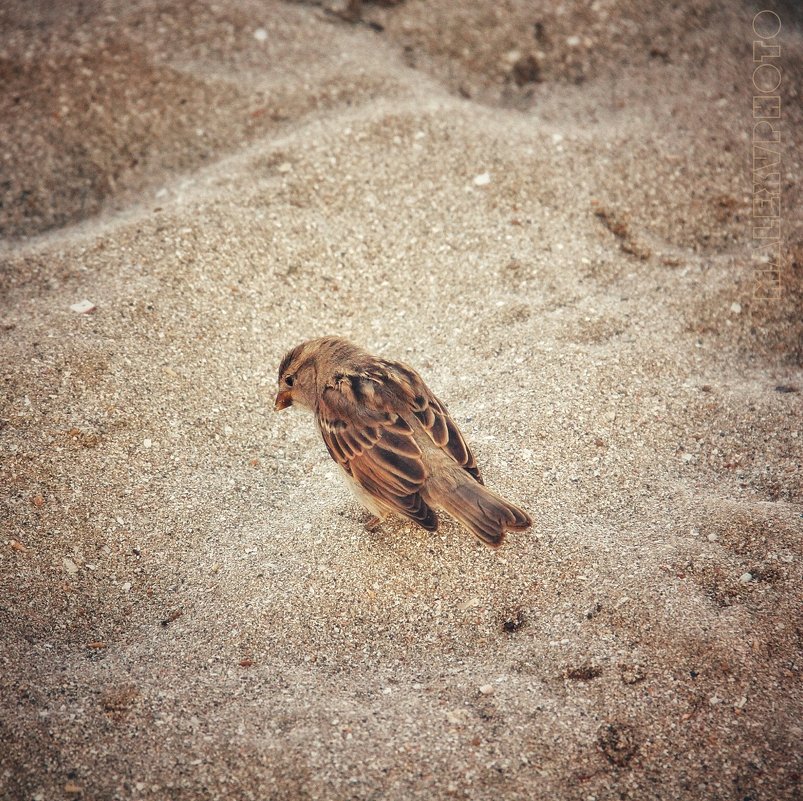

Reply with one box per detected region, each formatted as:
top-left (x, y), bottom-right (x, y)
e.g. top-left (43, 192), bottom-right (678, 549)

top-left (274, 389), bottom-right (293, 411)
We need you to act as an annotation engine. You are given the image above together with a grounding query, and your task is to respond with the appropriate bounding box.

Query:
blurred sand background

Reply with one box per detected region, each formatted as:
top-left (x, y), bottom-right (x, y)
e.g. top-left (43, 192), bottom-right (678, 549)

top-left (1, 1), bottom-right (802, 799)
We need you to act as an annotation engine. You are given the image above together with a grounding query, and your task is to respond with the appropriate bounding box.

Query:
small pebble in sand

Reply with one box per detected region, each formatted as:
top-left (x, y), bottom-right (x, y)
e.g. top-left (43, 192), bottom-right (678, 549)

top-left (254, 28), bottom-right (268, 42)
top-left (161, 610), bottom-right (183, 627)
top-left (143, 438), bottom-right (153, 448)
top-left (503, 610), bottom-right (526, 632)
top-left (707, 533), bottom-right (718, 542)
top-left (70, 299), bottom-right (96, 314)
top-left (619, 664), bottom-right (646, 685)
top-left (479, 684), bottom-right (495, 695)
top-left (63, 557), bottom-right (79, 575)
top-left (473, 172), bottom-right (491, 186)
top-left (730, 302), bottom-right (742, 314)
top-left (739, 572), bottom-right (753, 584)
top-left (585, 602), bottom-right (603, 620)
top-left (511, 53), bottom-right (542, 86)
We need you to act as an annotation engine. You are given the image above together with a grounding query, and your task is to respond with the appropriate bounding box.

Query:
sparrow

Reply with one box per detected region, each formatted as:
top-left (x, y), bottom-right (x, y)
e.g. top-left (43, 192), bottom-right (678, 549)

top-left (274, 337), bottom-right (531, 548)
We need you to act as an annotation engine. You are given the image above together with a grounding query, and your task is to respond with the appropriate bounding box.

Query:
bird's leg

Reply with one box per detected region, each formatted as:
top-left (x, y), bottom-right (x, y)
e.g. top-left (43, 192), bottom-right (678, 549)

top-left (364, 515), bottom-right (382, 531)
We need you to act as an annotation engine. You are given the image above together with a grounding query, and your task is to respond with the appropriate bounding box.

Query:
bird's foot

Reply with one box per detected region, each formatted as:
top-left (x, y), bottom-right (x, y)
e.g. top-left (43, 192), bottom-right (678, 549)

top-left (364, 515), bottom-right (382, 531)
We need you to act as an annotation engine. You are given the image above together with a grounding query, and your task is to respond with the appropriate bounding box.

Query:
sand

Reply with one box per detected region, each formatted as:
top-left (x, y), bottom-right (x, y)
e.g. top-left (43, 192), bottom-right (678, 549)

top-left (1, 1), bottom-right (801, 799)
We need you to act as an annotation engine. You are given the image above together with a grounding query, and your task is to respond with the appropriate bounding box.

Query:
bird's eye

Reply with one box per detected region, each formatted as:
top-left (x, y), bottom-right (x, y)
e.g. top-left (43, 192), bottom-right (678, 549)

top-left (285, 375), bottom-right (295, 387)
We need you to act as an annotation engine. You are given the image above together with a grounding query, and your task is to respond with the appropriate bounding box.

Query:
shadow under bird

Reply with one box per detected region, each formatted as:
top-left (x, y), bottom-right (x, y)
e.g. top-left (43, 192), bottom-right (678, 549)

top-left (274, 337), bottom-right (531, 547)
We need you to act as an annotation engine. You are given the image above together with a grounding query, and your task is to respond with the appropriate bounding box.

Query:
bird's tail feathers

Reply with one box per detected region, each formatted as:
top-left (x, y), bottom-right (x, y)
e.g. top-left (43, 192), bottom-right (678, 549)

top-left (439, 480), bottom-right (531, 548)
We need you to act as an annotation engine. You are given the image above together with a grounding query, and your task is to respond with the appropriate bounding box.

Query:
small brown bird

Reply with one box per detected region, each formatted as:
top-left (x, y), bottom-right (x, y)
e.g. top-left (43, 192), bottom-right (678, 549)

top-left (274, 337), bottom-right (531, 547)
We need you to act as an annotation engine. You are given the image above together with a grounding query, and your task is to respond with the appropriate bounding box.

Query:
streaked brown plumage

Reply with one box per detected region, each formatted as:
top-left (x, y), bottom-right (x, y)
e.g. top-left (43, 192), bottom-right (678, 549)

top-left (274, 337), bottom-right (531, 547)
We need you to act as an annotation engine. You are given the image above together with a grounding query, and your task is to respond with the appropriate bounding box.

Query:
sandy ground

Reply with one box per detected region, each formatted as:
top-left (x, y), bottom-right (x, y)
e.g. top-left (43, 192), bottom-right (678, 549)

top-left (1, 1), bottom-right (802, 799)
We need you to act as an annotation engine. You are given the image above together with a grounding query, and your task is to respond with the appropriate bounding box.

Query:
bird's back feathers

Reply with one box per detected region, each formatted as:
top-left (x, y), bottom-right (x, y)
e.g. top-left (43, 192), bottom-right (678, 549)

top-left (314, 349), bottom-right (484, 533)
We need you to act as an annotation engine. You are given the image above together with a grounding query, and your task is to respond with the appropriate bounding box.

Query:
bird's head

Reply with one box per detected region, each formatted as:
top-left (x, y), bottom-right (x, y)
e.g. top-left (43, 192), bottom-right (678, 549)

top-left (274, 336), bottom-right (355, 411)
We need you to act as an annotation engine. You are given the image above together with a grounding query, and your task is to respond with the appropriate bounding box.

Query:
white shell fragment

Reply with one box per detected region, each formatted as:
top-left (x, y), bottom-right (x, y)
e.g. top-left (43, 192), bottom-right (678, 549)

top-left (70, 300), bottom-right (96, 314)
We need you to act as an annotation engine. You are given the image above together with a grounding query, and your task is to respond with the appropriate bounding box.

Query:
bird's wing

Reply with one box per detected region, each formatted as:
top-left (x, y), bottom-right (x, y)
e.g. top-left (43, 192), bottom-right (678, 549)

top-left (317, 372), bottom-right (438, 530)
top-left (380, 360), bottom-right (483, 484)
